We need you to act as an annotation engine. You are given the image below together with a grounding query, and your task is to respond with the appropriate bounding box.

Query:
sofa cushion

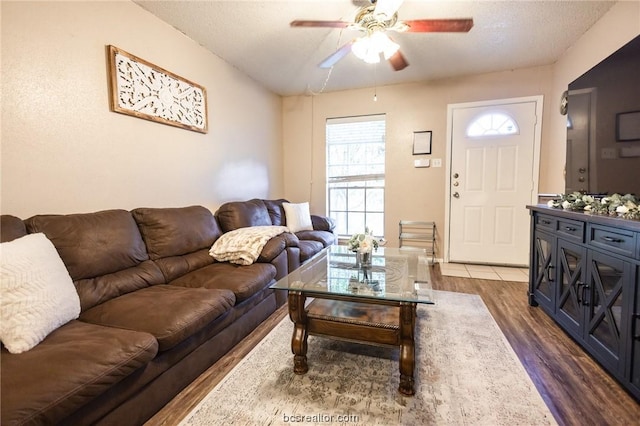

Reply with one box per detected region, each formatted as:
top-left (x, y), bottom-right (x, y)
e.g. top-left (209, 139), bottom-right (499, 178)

top-left (311, 214), bottom-right (337, 232)
top-left (259, 233), bottom-right (300, 263)
top-left (80, 285), bottom-right (235, 352)
top-left (282, 202), bottom-right (314, 233)
top-left (25, 210), bottom-right (149, 281)
top-left (215, 199), bottom-right (273, 232)
top-left (262, 198), bottom-right (288, 226)
top-left (296, 229), bottom-right (337, 248)
top-left (132, 206), bottom-right (222, 260)
top-left (74, 260), bottom-right (165, 312)
top-left (153, 249), bottom-right (215, 283)
top-left (0, 320), bottom-right (157, 426)
top-left (1, 233), bottom-right (81, 354)
top-left (0, 215), bottom-right (27, 243)
top-left (298, 240), bottom-right (325, 262)
top-left (170, 262), bottom-right (276, 303)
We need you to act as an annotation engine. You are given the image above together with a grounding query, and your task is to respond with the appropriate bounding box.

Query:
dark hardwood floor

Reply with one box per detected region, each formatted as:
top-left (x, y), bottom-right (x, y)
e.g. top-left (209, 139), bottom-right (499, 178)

top-left (146, 264), bottom-right (640, 426)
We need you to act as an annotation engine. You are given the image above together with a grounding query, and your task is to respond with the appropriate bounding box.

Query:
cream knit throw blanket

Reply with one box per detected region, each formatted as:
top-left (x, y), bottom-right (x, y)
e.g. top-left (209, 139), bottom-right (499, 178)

top-left (209, 226), bottom-right (289, 265)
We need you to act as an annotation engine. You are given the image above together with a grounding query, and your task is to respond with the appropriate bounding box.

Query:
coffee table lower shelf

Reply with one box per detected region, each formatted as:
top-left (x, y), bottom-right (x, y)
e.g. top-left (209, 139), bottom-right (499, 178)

top-left (287, 291), bottom-right (418, 396)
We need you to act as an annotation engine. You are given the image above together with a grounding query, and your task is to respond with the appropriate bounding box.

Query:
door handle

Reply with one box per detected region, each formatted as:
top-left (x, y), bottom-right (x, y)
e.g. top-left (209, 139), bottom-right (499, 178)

top-left (453, 173), bottom-right (459, 178)
top-left (453, 192), bottom-right (460, 198)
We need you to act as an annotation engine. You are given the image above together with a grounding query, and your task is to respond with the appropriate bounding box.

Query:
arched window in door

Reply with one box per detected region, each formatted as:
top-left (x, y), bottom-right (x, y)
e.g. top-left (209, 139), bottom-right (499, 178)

top-left (466, 112), bottom-right (519, 137)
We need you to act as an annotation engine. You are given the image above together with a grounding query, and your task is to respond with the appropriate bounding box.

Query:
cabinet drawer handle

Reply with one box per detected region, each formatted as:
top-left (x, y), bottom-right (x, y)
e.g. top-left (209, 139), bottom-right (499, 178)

top-left (564, 226), bottom-right (577, 232)
top-left (601, 236), bottom-right (624, 243)
top-left (540, 219), bottom-right (551, 225)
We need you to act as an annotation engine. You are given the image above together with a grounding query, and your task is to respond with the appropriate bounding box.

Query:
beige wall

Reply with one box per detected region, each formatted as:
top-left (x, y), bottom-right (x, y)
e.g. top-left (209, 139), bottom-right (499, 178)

top-left (282, 1), bottom-right (640, 254)
top-left (283, 66), bottom-right (554, 251)
top-left (1, 1), bottom-right (283, 218)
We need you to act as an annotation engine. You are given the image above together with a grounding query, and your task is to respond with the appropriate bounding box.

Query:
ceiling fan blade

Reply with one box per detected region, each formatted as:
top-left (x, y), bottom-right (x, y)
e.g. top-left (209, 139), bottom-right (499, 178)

top-left (403, 18), bottom-right (474, 33)
top-left (374, 0), bottom-right (404, 19)
top-left (291, 20), bottom-right (351, 29)
top-left (319, 41), bottom-right (355, 69)
top-left (388, 50), bottom-right (408, 71)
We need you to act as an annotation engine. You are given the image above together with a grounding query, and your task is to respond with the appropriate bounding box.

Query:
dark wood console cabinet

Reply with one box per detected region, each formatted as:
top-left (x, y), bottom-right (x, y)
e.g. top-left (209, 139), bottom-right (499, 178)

top-left (528, 205), bottom-right (640, 400)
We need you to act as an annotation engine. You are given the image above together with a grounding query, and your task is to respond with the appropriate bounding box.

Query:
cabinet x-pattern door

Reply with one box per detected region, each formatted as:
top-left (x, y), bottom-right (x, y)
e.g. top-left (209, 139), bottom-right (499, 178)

top-left (532, 231), bottom-right (554, 312)
top-left (586, 251), bottom-right (627, 373)
top-left (556, 239), bottom-right (586, 337)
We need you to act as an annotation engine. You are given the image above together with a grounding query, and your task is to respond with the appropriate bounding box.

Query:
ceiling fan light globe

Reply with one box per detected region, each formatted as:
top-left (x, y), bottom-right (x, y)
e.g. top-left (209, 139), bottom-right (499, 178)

top-left (352, 37), bottom-right (371, 59)
top-left (352, 36), bottom-right (382, 64)
top-left (381, 37), bottom-right (400, 59)
top-left (370, 31), bottom-right (400, 60)
top-left (364, 52), bottom-right (381, 64)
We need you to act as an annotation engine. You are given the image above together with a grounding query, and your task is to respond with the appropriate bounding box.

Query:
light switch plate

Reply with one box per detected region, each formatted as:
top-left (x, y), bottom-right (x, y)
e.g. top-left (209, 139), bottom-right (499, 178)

top-left (414, 159), bottom-right (430, 168)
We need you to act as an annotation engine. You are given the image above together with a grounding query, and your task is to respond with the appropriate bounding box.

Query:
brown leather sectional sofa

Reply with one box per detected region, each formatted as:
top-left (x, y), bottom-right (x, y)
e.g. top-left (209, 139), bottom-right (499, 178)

top-left (0, 199), bottom-right (335, 425)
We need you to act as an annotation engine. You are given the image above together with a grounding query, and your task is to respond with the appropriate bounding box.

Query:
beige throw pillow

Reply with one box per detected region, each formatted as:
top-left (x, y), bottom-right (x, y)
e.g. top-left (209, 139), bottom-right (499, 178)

top-left (0, 233), bottom-right (80, 354)
top-left (283, 202), bottom-right (313, 233)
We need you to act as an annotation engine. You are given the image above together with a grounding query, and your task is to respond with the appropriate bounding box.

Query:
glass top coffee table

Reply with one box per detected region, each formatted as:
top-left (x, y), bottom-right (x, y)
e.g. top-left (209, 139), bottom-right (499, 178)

top-left (270, 245), bottom-right (434, 396)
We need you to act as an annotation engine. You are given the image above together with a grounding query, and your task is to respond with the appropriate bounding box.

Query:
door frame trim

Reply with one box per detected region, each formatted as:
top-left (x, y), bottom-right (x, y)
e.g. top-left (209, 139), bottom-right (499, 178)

top-left (566, 87), bottom-right (598, 194)
top-left (443, 95), bottom-right (544, 263)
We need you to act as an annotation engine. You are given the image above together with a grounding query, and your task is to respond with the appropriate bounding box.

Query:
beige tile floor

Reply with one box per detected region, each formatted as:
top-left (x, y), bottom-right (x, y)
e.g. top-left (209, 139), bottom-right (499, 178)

top-left (439, 262), bottom-right (529, 282)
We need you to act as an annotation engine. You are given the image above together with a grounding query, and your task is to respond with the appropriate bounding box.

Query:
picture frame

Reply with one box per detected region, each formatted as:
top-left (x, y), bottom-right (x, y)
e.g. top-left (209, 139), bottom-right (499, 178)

top-left (616, 110), bottom-right (640, 142)
top-left (107, 45), bottom-right (208, 133)
top-left (412, 131), bottom-right (432, 155)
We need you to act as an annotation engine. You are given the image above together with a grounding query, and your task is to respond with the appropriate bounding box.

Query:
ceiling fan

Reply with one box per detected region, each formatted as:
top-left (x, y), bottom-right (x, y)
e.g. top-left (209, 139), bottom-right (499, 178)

top-left (291, 0), bottom-right (473, 71)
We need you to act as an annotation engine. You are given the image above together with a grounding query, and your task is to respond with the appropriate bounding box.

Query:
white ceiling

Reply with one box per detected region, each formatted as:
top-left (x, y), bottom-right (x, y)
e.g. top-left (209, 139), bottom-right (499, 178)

top-left (133, 0), bottom-right (616, 96)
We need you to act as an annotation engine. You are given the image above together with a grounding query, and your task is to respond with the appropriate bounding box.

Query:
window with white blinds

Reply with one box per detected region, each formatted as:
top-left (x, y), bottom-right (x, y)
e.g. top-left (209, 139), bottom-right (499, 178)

top-left (326, 114), bottom-right (385, 238)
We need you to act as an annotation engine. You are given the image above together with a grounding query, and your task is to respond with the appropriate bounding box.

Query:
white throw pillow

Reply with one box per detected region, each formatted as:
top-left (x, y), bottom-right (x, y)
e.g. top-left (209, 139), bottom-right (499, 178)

top-left (282, 202), bottom-right (313, 233)
top-left (0, 233), bottom-right (81, 354)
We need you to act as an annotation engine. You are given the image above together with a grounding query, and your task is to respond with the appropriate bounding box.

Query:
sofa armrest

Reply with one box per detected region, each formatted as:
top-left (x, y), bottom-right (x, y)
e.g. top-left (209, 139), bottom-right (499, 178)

top-left (311, 215), bottom-right (336, 232)
top-left (257, 232), bottom-right (300, 263)
top-left (1, 215), bottom-right (27, 243)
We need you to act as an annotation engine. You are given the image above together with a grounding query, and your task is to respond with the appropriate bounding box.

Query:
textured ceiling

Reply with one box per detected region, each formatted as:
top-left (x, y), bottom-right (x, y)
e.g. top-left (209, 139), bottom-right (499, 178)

top-left (134, 0), bottom-right (616, 96)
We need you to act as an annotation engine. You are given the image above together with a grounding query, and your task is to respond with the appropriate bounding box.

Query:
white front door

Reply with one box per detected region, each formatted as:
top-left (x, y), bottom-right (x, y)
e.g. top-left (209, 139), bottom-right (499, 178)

top-left (446, 97), bottom-right (542, 266)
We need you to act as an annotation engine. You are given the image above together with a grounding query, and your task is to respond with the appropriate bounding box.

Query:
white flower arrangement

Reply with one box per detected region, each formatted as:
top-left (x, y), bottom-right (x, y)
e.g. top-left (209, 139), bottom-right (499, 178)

top-left (347, 227), bottom-right (382, 253)
top-left (548, 192), bottom-right (640, 220)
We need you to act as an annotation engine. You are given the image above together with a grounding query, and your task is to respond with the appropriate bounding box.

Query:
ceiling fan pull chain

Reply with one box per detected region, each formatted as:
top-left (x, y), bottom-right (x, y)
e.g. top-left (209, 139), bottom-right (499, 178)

top-left (373, 63), bottom-right (378, 101)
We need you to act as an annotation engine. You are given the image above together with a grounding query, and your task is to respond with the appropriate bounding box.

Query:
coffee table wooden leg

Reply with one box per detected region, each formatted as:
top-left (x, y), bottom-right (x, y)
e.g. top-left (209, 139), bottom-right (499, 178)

top-left (288, 291), bottom-right (308, 374)
top-left (399, 302), bottom-right (416, 395)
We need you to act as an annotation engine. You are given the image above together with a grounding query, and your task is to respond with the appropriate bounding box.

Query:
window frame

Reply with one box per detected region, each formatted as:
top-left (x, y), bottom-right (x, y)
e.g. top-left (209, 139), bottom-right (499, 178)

top-left (326, 114), bottom-right (386, 239)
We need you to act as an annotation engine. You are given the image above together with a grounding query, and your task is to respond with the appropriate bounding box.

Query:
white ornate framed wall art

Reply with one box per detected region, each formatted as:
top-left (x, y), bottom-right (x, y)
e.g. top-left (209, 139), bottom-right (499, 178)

top-left (107, 45), bottom-right (208, 133)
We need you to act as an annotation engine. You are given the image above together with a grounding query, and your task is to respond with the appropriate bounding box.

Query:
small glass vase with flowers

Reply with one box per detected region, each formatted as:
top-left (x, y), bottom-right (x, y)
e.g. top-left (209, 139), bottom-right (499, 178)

top-left (347, 227), bottom-right (381, 267)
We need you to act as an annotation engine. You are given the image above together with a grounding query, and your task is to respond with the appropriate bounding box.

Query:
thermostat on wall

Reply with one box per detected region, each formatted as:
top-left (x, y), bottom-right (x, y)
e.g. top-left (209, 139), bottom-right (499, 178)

top-left (414, 159), bottom-right (430, 168)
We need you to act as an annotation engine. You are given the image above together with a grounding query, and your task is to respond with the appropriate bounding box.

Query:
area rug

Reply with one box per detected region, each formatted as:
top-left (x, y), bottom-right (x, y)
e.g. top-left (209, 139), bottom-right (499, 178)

top-left (180, 291), bottom-right (556, 425)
